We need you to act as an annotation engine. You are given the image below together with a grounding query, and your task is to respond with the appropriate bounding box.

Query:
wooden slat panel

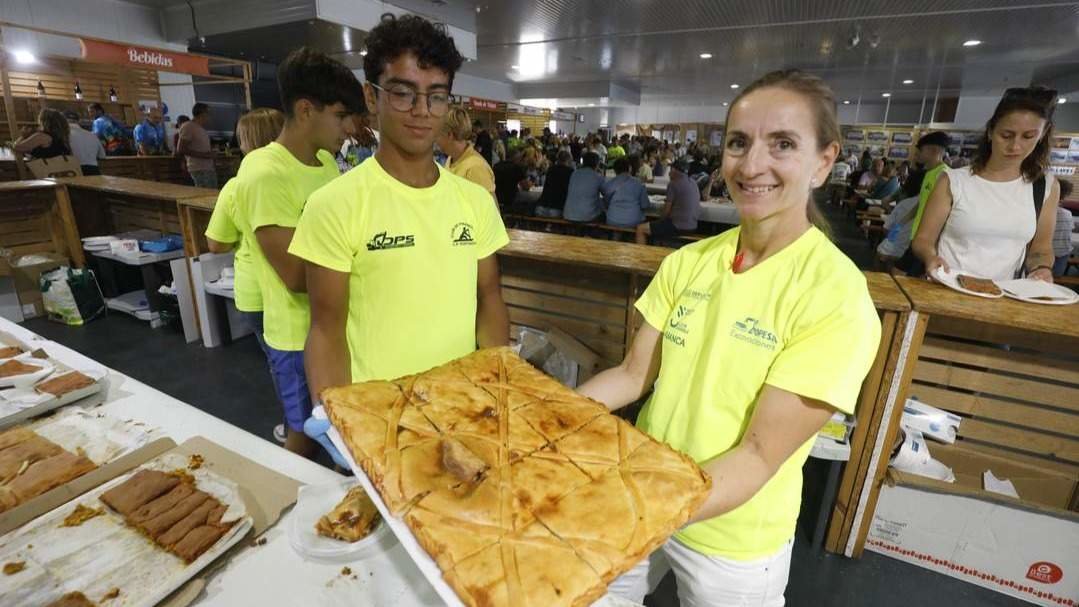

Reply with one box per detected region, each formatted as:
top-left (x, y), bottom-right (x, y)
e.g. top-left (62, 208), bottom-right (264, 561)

top-left (959, 418), bottom-right (1079, 463)
top-left (500, 274), bottom-right (627, 306)
top-left (0, 229), bottom-right (50, 247)
top-left (5, 241), bottom-right (60, 257)
top-left (914, 360), bottom-right (1079, 410)
top-left (926, 316), bottom-right (1077, 358)
top-left (920, 337), bottom-right (1079, 385)
top-left (502, 287), bottom-right (627, 325)
top-left (0, 217), bottom-right (47, 235)
top-left (908, 383), bottom-right (1079, 438)
top-left (960, 441), bottom-right (1079, 477)
top-left (499, 255), bottom-right (630, 294)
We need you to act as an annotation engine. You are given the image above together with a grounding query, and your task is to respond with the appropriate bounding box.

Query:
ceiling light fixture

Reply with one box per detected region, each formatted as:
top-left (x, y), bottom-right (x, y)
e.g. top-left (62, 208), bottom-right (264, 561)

top-left (902, 79), bottom-right (914, 84)
top-left (1059, 97), bottom-right (1067, 104)
top-left (722, 102), bottom-right (728, 107)
top-left (843, 100), bottom-right (851, 105)
top-left (963, 39), bottom-right (981, 47)
top-left (882, 93), bottom-right (891, 98)
top-left (359, 49), bottom-right (368, 56)
top-left (511, 64), bottom-right (520, 69)
top-left (730, 83), bottom-right (739, 89)
top-left (12, 50), bottom-right (35, 64)
top-left (699, 53), bottom-right (712, 59)
top-left (588, 103), bottom-right (595, 106)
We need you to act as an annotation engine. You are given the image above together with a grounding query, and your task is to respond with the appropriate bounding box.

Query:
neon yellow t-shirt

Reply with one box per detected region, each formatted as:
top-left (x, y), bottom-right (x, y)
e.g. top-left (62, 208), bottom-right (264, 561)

top-left (910, 162), bottom-right (947, 237)
top-left (635, 226), bottom-right (881, 560)
top-left (236, 142), bottom-right (339, 351)
top-left (447, 144), bottom-right (495, 194)
top-left (204, 178), bottom-right (262, 312)
top-left (288, 158), bottom-right (509, 383)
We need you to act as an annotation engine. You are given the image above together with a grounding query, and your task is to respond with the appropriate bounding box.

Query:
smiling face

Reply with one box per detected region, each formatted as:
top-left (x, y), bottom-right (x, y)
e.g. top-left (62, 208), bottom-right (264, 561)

top-left (366, 52), bottom-right (450, 159)
top-left (722, 87), bottom-right (837, 225)
top-left (990, 110), bottom-right (1046, 167)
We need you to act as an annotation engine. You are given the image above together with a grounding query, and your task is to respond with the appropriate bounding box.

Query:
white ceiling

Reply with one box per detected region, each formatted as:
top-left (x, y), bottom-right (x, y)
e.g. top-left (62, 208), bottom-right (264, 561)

top-left (119, 0), bottom-right (1079, 108)
top-left (461, 0), bottom-right (1079, 107)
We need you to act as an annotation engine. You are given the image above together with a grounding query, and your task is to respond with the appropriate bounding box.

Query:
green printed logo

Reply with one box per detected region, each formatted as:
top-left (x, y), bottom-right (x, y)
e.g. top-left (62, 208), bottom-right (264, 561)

top-left (730, 317), bottom-right (778, 351)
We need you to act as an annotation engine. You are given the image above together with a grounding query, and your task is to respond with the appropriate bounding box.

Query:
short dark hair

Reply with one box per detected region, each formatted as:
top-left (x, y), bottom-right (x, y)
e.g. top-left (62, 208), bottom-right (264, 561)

top-left (175, 115), bottom-right (190, 126)
top-left (278, 47), bottom-right (365, 118)
top-left (192, 103), bottom-right (210, 118)
top-left (612, 157), bottom-right (630, 174)
top-left (582, 152), bottom-right (600, 169)
top-left (363, 14), bottom-right (464, 87)
top-left (89, 103), bottom-right (104, 113)
top-left (1060, 179), bottom-right (1073, 201)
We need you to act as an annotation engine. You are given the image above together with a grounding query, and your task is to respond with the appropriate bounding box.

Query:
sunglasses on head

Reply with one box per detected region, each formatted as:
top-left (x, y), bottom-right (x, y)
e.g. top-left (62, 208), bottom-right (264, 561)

top-left (1002, 87), bottom-right (1058, 108)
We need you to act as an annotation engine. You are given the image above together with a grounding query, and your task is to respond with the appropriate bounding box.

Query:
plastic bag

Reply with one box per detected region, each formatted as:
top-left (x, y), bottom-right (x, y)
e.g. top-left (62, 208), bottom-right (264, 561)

top-left (901, 398), bottom-right (961, 444)
top-left (40, 267), bottom-right (106, 326)
top-left (139, 234), bottom-right (183, 253)
top-left (514, 327), bottom-right (580, 388)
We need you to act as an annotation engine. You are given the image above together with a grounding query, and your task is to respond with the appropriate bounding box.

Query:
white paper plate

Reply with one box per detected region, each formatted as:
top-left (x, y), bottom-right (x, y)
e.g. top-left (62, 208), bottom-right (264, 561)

top-left (288, 480), bottom-right (396, 563)
top-left (0, 355), bottom-right (55, 388)
top-left (930, 267), bottom-right (1003, 299)
top-left (996, 278), bottom-right (1079, 305)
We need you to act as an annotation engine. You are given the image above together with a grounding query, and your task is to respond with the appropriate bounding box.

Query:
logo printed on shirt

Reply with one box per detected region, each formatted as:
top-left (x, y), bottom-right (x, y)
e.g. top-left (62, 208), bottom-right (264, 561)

top-left (663, 304), bottom-right (696, 347)
top-left (683, 288), bottom-right (712, 301)
top-left (730, 317), bottom-right (778, 351)
top-left (451, 222), bottom-right (476, 246)
top-left (366, 231), bottom-right (416, 251)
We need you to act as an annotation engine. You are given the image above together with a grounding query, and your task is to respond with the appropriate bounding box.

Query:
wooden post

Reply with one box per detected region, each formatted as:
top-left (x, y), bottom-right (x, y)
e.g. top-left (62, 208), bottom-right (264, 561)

top-left (53, 185), bottom-right (86, 267)
top-left (242, 63), bottom-right (252, 110)
top-left (0, 29), bottom-right (27, 179)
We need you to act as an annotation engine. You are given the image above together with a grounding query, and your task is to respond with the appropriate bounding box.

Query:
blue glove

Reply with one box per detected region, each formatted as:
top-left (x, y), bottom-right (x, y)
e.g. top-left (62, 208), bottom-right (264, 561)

top-left (303, 417), bottom-right (350, 469)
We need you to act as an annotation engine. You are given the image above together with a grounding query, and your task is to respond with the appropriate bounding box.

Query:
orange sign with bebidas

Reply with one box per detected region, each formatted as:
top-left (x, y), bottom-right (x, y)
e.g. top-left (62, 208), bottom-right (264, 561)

top-left (80, 40), bottom-right (210, 76)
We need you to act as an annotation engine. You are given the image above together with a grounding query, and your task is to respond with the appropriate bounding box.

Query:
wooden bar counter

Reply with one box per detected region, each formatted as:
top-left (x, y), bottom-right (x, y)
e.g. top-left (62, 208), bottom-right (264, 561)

top-left (838, 275), bottom-right (1079, 558)
top-left (53, 175), bottom-right (217, 240)
top-left (0, 154), bottom-right (241, 185)
top-left (0, 180), bottom-right (84, 266)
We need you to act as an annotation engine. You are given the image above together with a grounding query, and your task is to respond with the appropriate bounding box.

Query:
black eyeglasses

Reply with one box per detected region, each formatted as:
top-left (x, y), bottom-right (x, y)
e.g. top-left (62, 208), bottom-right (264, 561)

top-left (1002, 87), bottom-right (1058, 108)
top-left (369, 82), bottom-right (453, 116)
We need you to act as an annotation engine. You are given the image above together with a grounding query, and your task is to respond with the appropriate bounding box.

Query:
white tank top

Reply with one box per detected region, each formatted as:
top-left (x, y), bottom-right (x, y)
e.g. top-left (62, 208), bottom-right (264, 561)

top-left (937, 167), bottom-right (1051, 281)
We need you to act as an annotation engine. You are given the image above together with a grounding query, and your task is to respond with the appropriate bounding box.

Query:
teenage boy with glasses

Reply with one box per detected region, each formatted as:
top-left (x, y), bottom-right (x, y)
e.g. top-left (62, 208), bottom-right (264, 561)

top-left (293, 15), bottom-right (510, 459)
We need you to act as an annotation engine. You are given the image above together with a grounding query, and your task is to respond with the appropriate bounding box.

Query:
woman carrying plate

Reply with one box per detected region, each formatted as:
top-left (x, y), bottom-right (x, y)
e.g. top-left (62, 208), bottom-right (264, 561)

top-left (912, 87), bottom-right (1061, 282)
top-left (577, 70), bottom-right (881, 606)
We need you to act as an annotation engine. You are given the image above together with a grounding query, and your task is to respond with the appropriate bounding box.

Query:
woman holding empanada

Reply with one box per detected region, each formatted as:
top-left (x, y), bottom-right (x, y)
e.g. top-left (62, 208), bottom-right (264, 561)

top-left (578, 70), bottom-right (881, 607)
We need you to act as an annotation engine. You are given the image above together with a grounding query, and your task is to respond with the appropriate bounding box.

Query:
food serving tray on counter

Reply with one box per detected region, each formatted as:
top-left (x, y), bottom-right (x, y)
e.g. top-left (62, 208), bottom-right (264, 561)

top-left (313, 406), bottom-right (640, 607)
top-left (0, 335), bottom-right (109, 430)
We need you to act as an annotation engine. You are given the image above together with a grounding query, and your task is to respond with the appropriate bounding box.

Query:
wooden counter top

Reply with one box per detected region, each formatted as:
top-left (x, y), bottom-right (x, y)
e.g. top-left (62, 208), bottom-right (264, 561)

top-left (51, 175), bottom-right (218, 201)
top-left (0, 179), bottom-right (58, 192)
top-left (894, 275), bottom-right (1079, 338)
top-left (178, 194), bottom-right (219, 211)
top-left (864, 272), bottom-right (910, 312)
top-left (500, 229), bottom-right (670, 275)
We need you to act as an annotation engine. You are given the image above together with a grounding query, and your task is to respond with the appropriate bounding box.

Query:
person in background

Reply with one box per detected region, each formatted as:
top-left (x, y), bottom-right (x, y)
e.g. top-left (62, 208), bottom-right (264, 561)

top-left (857, 157), bottom-right (883, 190)
top-left (588, 135), bottom-right (608, 167)
top-left (896, 160), bottom-right (911, 186)
top-left (177, 103), bottom-right (218, 188)
top-left (860, 149), bottom-right (873, 170)
top-left (172, 115), bottom-right (190, 153)
top-left (563, 151), bottom-right (605, 223)
top-left (14, 108), bottom-right (71, 160)
top-left (133, 106), bottom-right (167, 156)
top-left (88, 103), bottom-right (127, 155)
top-left (868, 161), bottom-right (901, 201)
top-left (61, 111), bottom-right (105, 175)
top-left (905, 131), bottom-right (950, 236)
top-left (606, 138), bottom-right (626, 163)
top-left (591, 69), bottom-right (880, 607)
top-left (636, 151), bottom-right (654, 183)
top-left (204, 107), bottom-right (286, 440)
top-left (493, 150), bottom-right (532, 211)
top-left (1052, 180), bottom-right (1074, 277)
top-left (913, 87), bottom-right (1060, 282)
top-left (827, 152), bottom-right (852, 205)
top-left (570, 135), bottom-right (584, 163)
top-left (636, 158), bottom-right (701, 244)
top-left (536, 150), bottom-right (575, 218)
top-left (231, 48), bottom-right (364, 455)
top-left (491, 138), bottom-right (506, 166)
top-left (337, 113), bottom-right (376, 171)
top-left (474, 119), bottom-right (493, 165)
top-left (438, 106), bottom-right (495, 196)
top-left (602, 156), bottom-right (650, 229)
top-left (506, 129), bottom-right (522, 153)
top-left (294, 15), bottom-right (510, 461)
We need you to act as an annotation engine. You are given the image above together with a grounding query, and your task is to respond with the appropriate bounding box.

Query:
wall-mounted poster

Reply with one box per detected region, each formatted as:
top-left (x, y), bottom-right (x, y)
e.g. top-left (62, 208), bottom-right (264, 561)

top-left (1070, 137), bottom-right (1079, 151)
top-left (845, 129), bottom-right (865, 142)
top-left (962, 132), bottom-right (982, 146)
top-left (891, 132), bottom-right (913, 145)
top-left (1069, 150), bottom-right (1079, 163)
top-left (1051, 136), bottom-right (1071, 149)
top-left (868, 145), bottom-right (885, 157)
top-left (686, 129), bottom-right (698, 143)
top-left (948, 132), bottom-right (965, 146)
top-left (710, 130), bottom-right (724, 147)
top-left (888, 146), bottom-right (911, 160)
top-left (1050, 149), bottom-right (1069, 162)
top-left (867, 131), bottom-right (889, 143)
top-left (843, 145), bottom-right (863, 158)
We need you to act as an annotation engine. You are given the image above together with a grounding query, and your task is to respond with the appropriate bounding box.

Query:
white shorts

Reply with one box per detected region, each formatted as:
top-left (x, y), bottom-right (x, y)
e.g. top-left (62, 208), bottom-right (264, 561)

top-left (607, 537), bottom-right (794, 607)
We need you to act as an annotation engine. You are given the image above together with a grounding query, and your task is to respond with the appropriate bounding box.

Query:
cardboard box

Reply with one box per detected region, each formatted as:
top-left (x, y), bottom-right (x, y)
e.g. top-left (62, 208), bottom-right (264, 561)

top-left (867, 443), bottom-right (1079, 606)
top-left (3, 252), bottom-right (67, 319)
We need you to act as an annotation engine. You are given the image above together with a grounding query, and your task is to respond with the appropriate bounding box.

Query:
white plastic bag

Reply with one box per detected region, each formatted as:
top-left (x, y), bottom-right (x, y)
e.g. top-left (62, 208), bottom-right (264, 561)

top-left (901, 398), bottom-right (961, 444)
top-left (890, 428), bottom-right (956, 483)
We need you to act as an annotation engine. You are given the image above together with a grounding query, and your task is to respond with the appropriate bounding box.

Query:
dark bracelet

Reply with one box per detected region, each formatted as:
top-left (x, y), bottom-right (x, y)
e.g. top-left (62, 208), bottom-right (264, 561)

top-left (1027, 265), bottom-right (1052, 274)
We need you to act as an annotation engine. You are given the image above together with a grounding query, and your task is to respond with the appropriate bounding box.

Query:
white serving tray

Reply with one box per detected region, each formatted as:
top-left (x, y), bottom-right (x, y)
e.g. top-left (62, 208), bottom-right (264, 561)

top-left (313, 406), bottom-right (639, 607)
